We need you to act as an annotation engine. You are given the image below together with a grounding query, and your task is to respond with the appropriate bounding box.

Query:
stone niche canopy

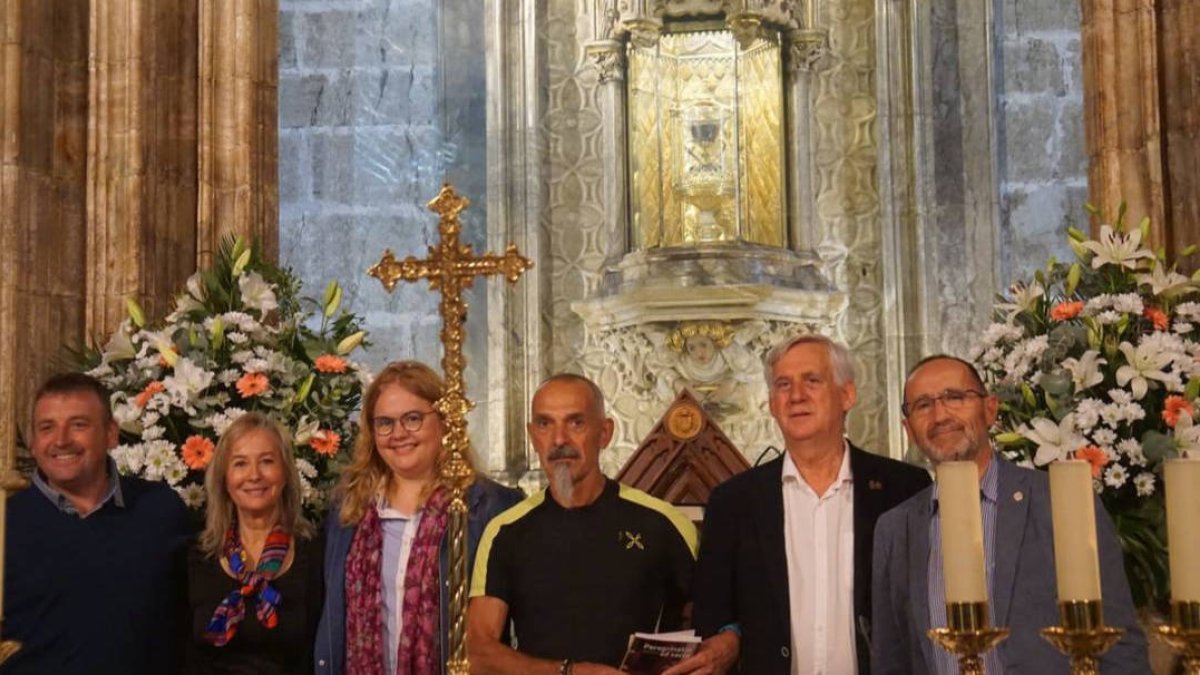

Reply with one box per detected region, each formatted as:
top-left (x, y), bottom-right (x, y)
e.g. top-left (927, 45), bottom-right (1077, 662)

top-left (573, 0), bottom-right (845, 468)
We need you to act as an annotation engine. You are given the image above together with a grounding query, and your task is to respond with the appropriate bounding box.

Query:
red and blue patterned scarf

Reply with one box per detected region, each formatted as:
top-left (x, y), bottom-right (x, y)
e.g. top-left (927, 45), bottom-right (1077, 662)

top-left (344, 485), bottom-right (450, 675)
top-left (204, 524), bottom-right (291, 646)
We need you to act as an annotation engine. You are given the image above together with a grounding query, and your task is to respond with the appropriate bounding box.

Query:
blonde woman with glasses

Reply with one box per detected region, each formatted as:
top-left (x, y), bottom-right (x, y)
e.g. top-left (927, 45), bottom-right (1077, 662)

top-left (314, 361), bottom-right (523, 675)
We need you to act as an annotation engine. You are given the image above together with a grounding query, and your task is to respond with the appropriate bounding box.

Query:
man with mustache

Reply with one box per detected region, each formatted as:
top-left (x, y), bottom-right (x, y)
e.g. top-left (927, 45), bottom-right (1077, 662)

top-left (870, 355), bottom-right (1148, 674)
top-left (3, 373), bottom-right (193, 675)
top-left (467, 374), bottom-right (698, 674)
top-left (669, 334), bottom-right (931, 675)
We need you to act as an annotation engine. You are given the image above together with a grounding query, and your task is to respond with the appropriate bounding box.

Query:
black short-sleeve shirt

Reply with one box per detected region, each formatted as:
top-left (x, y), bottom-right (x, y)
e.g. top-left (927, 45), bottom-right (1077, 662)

top-left (470, 479), bottom-right (698, 667)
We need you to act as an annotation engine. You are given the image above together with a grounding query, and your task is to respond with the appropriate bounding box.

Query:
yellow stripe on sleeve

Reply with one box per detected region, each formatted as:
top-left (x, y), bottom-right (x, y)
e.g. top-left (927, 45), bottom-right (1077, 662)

top-left (469, 490), bottom-right (546, 598)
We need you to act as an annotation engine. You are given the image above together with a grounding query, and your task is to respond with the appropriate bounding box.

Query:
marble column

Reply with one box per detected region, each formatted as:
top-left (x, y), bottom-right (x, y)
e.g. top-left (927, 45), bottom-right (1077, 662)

top-left (1, 0), bottom-right (90, 452)
top-left (198, 0), bottom-right (278, 265)
top-left (1080, 0), bottom-right (1166, 236)
top-left (1158, 0), bottom-right (1199, 262)
top-left (87, 0), bottom-right (201, 332)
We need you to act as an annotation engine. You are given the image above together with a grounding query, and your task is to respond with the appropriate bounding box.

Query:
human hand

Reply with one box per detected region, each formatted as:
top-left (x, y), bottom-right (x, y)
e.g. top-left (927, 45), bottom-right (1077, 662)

top-left (660, 632), bottom-right (739, 675)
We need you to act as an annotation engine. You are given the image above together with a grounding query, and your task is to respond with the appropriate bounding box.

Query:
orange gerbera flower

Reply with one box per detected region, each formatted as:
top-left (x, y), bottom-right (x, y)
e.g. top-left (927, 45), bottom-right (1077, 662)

top-left (135, 381), bottom-right (166, 408)
top-left (236, 372), bottom-right (270, 398)
top-left (1144, 306), bottom-right (1169, 331)
top-left (1163, 395), bottom-right (1195, 428)
top-left (1050, 301), bottom-right (1084, 321)
top-left (181, 435), bottom-right (216, 470)
top-left (309, 430), bottom-right (340, 456)
top-left (314, 354), bottom-right (348, 374)
top-left (1074, 446), bottom-right (1109, 478)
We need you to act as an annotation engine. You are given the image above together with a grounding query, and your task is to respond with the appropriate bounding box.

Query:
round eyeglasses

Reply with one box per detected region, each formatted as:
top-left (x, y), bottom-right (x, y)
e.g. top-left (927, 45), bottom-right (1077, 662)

top-left (901, 389), bottom-right (986, 418)
top-left (372, 410), bottom-right (436, 436)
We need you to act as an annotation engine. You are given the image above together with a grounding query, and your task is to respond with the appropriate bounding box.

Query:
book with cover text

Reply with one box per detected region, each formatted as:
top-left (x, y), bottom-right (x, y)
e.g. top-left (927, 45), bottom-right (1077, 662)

top-left (619, 630), bottom-right (701, 674)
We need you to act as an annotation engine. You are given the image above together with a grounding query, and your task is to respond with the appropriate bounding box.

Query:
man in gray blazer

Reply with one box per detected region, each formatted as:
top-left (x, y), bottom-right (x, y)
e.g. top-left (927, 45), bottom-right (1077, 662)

top-left (871, 355), bottom-right (1149, 674)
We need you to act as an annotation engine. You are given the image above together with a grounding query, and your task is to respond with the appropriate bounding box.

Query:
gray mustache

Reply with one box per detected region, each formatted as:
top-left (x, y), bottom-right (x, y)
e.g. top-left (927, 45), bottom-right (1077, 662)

top-left (548, 445), bottom-right (581, 461)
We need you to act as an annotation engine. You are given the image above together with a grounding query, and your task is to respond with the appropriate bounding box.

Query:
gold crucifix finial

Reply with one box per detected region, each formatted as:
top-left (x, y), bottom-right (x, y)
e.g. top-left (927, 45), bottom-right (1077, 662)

top-left (367, 183), bottom-right (531, 675)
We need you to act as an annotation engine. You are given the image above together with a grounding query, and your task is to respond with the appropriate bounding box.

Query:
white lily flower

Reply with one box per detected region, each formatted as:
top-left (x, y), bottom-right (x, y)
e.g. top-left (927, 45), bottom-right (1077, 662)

top-left (238, 271), bottom-right (279, 314)
top-left (996, 281), bottom-right (1045, 322)
top-left (1138, 263), bottom-right (1193, 297)
top-left (1175, 415), bottom-right (1200, 456)
top-left (1115, 341), bottom-right (1174, 399)
top-left (163, 358), bottom-right (214, 408)
top-left (1082, 224), bottom-right (1154, 270)
top-left (1021, 415), bottom-right (1085, 466)
top-left (1062, 350), bottom-right (1106, 393)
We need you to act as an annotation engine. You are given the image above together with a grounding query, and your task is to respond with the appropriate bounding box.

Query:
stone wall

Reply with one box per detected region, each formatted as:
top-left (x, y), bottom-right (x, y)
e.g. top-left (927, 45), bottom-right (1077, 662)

top-left (996, 0), bottom-right (1086, 286)
top-left (277, 0), bottom-right (494, 451)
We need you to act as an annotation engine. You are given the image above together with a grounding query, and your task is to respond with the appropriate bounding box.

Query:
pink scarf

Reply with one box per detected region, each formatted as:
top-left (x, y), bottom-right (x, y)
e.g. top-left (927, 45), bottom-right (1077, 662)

top-left (344, 486), bottom-right (450, 675)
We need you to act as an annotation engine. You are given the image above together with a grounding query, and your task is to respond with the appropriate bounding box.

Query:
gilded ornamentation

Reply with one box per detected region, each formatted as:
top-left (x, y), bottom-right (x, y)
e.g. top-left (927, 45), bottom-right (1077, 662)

top-left (585, 41), bottom-right (627, 83)
top-left (786, 29), bottom-right (828, 72)
top-left (368, 184), bottom-right (531, 675)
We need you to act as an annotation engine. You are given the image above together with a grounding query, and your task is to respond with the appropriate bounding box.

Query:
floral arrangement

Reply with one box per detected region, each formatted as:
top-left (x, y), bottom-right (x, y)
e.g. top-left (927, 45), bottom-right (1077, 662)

top-left (971, 208), bottom-right (1198, 609)
top-left (81, 238), bottom-right (370, 516)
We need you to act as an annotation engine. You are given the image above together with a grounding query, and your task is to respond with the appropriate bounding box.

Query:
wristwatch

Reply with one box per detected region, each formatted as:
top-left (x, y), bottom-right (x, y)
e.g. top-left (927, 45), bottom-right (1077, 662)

top-left (559, 659), bottom-right (573, 675)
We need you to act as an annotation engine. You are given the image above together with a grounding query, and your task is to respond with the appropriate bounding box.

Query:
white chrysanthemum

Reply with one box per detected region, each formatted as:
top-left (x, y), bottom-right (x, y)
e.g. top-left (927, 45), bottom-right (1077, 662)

top-left (1174, 415), bottom-right (1200, 455)
top-left (1173, 321), bottom-right (1193, 334)
top-left (1133, 473), bottom-right (1156, 497)
top-left (1117, 438), bottom-right (1149, 467)
top-left (209, 407), bottom-right (248, 436)
top-left (176, 483), bottom-right (206, 508)
top-left (1111, 293), bottom-right (1145, 314)
top-left (230, 350), bottom-right (253, 365)
top-left (1074, 398), bottom-right (1105, 430)
top-left (142, 411), bottom-right (162, 428)
top-left (242, 358), bottom-right (270, 374)
top-left (141, 425), bottom-right (165, 441)
top-left (1091, 428), bottom-right (1117, 448)
top-left (113, 401), bottom-right (142, 427)
top-left (238, 272), bottom-right (279, 314)
top-left (1103, 464), bottom-right (1129, 488)
top-left (111, 444), bottom-right (147, 475)
top-left (1177, 302), bottom-right (1200, 320)
top-left (1108, 389), bottom-right (1135, 406)
top-left (978, 323), bottom-right (1024, 347)
top-left (227, 331), bottom-right (249, 345)
top-left (165, 459), bottom-right (189, 486)
top-left (1097, 310), bottom-right (1122, 325)
top-left (295, 458), bottom-right (318, 480)
top-left (142, 440), bottom-right (177, 482)
top-left (218, 368), bottom-right (242, 386)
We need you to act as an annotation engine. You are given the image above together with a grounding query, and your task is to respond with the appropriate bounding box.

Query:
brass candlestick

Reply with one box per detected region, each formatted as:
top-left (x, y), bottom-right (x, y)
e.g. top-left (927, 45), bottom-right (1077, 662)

top-left (1155, 601), bottom-right (1200, 674)
top-left (928, 601), bottom-right (1010, 675)
top-left (1040, 600), bottom-right (1124, 675)
top-left (0, 466), bottom-right (28, 665)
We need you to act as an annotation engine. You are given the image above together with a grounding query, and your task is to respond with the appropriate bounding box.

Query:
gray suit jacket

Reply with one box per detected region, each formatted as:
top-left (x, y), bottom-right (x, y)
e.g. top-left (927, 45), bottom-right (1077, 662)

top-left (870, 457), bottom-right (1150, 674)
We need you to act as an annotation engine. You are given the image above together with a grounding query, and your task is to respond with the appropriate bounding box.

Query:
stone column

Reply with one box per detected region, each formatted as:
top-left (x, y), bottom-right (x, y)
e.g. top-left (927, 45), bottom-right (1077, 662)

top-left (1080, 0), bottom-right (1166, 235)
top-left (585, 39), bottom-right (630, 268)
top-left (1158, 0), bottom-right (1199, 260)
top-left (198, 0), bottom-right (278, 265)
top-left (87, 0), bottom-right (200, 333)
top-left (1, 0), bottom-right (91, 450)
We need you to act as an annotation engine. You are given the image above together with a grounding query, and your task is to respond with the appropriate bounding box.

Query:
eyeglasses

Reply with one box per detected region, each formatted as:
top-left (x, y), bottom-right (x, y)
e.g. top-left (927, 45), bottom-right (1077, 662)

top-left (902, 389), bottom-right (986, 418)
top-left (372, 411), bottom-right (436, 436)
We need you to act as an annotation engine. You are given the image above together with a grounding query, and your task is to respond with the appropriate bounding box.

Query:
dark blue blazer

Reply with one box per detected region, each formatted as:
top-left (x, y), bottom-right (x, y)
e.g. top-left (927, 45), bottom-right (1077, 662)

top-left (692, 444), bottom-right (932, 675)
top-left (313, 477), bottom-right (522, 675)
top-left (870, 457), bottom-right (1150, 674)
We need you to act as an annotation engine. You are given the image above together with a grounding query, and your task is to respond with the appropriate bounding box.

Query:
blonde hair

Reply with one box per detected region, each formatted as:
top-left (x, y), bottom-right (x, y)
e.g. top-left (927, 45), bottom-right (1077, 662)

top-left (336, 360), bottom-right (475, 526)
top-left (200, 412), bottom-right (314, 557)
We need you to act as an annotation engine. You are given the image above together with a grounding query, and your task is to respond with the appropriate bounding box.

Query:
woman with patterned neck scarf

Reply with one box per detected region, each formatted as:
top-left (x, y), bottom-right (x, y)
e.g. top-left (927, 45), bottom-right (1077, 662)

top-left (314, 360), bottom-right (523, 675)
top-left (185, 412), bottom-right (324, 674)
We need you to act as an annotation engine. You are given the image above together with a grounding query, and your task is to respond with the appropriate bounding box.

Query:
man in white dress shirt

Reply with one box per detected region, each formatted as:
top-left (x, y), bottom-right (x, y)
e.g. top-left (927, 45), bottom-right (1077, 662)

top-left (668, 335), bottom-right (930, 675)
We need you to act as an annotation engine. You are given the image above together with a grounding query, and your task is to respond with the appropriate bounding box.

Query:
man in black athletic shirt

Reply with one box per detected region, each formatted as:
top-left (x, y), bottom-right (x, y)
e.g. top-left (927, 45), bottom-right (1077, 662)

top-left (467, 374), bottom-right (698, 675)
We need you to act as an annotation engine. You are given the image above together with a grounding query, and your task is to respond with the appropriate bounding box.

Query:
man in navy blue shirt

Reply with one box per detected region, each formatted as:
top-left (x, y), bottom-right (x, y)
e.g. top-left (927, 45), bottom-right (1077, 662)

top-left (2, 373), bottom-right (193, 675)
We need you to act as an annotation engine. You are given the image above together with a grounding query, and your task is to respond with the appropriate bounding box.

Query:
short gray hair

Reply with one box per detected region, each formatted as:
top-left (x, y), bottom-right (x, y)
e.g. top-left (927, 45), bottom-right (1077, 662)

top-left (763, 334), bottom-right (856, 388)
top-left (534, 373), bottom-right (608, 418)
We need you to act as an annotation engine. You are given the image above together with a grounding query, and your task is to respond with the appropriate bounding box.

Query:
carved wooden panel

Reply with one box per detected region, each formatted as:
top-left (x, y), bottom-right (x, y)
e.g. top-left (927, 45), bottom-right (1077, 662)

top-left (616, 389), bottom-right (751, 506)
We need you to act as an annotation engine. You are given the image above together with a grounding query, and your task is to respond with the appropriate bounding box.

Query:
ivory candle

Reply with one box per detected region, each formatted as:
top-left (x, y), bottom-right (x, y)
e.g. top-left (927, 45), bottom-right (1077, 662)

top-left (937, 461), bottom-right (988, 603)
top-left (1049, 460), bottom-right (1102, 601)
top-left (1165, 459), bottom-right (1200, 603)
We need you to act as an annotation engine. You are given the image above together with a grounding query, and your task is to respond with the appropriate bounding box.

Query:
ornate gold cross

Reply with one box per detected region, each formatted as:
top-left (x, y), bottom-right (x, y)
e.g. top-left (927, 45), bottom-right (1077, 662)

top-left (368, 183), bottom-right (531, 674)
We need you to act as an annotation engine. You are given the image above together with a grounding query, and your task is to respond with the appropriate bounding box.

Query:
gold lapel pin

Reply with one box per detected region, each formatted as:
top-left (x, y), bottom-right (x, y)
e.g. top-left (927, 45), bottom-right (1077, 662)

top-left (1013, 491), bottom-right (1024, 502)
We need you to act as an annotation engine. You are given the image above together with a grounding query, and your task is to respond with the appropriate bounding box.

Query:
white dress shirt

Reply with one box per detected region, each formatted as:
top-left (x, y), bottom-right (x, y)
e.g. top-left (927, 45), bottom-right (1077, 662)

top-left (781, 442), bottom-right (857, 675)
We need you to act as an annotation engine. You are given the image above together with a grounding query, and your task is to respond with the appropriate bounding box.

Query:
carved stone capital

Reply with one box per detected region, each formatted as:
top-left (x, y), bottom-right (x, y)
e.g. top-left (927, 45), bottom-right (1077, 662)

top-left (585, 40), bottom-right (627, 83)
top-left (786, 29), bottom-right (828, 72)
